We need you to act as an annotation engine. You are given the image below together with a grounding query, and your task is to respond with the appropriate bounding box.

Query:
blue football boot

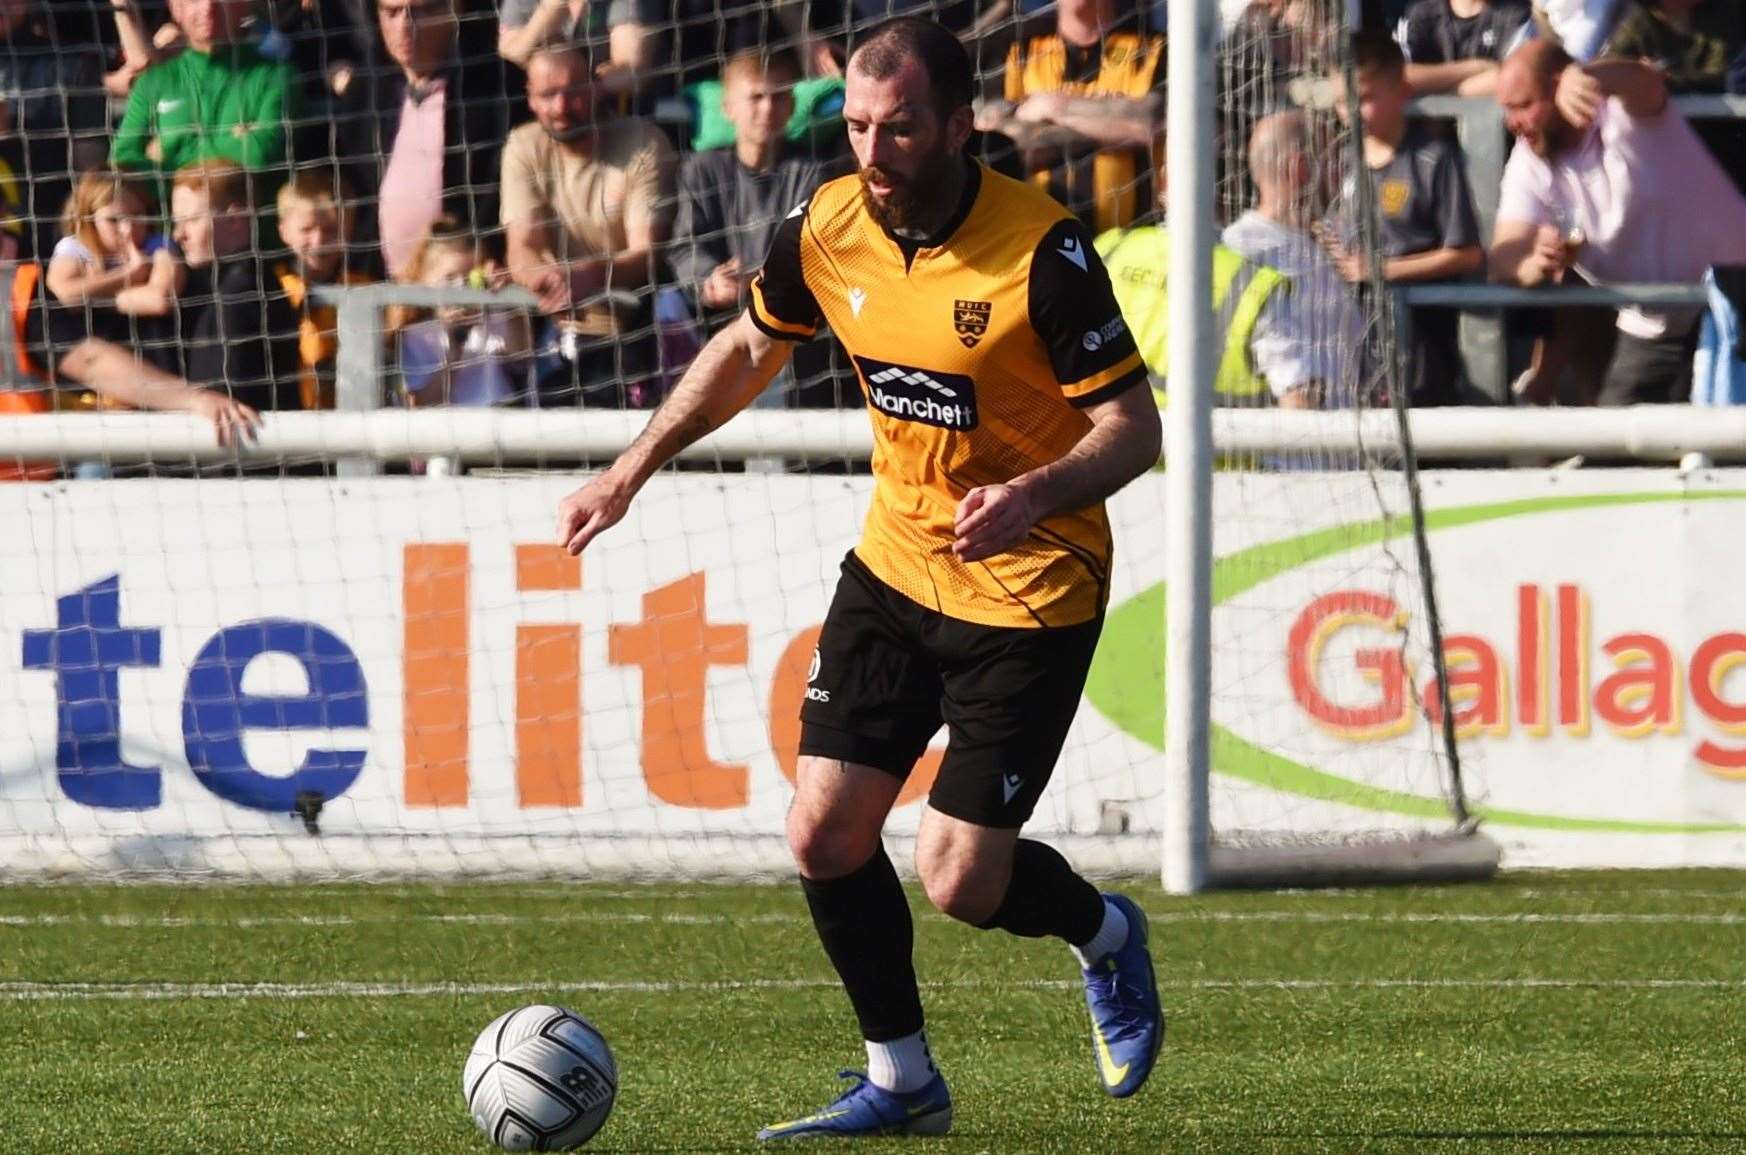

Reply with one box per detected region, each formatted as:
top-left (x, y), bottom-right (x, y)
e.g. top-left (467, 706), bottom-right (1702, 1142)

top-left (1081, 893), bottom-right (1164, 1098)
top-left (757, 1070), bottom-right (952, 1140)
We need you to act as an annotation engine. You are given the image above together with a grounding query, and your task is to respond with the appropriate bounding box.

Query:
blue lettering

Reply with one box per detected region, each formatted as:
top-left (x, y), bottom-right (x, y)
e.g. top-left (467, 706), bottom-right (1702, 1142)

top-left (21, 575), bottom-right (163, 809)
top-left (181, 620), bottom-right (369, 812)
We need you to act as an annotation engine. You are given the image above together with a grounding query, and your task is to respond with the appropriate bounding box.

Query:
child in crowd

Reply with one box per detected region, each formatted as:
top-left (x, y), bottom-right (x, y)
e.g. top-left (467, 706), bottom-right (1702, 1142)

top-left (45, 171), bottom-right (179, 322)
top-left (1324, 33), bottom-right (1484, 406)
top-left (388, 218), bottom-right (531, 409)
top-left (274, 169), bottom-right (372, 410)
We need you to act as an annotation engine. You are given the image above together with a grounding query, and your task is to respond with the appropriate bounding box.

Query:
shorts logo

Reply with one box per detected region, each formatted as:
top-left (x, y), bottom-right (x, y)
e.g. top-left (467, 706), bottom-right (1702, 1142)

top-left (853, 356), bottom-right (979, 430)
top-left (953, 299), bottom-right (992, 348)
top-left (805, 648), bottom-right (830, 703)
top-left (1002, 773), bottom-right (1023, 804)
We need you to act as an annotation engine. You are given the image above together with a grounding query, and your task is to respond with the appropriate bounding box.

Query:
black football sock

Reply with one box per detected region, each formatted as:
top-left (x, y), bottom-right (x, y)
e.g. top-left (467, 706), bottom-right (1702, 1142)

top-left (976, 838), bottom-right (1105, 944)
top-left (799, 844), bottom-right (925, 1043)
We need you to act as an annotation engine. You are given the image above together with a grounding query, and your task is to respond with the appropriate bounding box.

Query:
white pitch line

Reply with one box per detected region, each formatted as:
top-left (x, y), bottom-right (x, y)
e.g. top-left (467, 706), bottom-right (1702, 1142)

top-left (4, 910), bottom-right (1746, 930)
top-left (1166, 911), bottom-right (1746, 926)
top-left (3, 977), bottom-right (1745, 1002)
top-left (0, 912), bottom-right (802, 929)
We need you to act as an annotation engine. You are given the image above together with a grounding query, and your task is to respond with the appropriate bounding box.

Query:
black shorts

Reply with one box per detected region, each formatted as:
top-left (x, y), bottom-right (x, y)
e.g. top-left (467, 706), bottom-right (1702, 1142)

top-left (798, 550), bottom-right (1102, 828)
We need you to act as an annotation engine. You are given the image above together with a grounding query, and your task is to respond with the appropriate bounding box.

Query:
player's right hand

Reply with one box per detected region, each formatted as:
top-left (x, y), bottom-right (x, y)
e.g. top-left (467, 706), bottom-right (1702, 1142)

top-left (557, 474), bottom-right (633, 556)
top-left (189, 391), bottom-right (261, 448)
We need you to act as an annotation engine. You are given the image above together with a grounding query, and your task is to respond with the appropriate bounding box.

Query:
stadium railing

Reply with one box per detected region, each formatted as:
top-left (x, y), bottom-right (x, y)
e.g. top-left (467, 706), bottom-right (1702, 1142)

top-left (8, 402), bottom-right (1746, 465)
top-left (1409, 94), bottom-right (1746, 400)
top-left (1394, 282), bottom-right (1712, 405)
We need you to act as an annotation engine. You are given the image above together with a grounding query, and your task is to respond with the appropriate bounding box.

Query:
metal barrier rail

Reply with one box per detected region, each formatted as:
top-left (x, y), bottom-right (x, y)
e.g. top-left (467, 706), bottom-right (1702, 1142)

top-left (1400, 283), bottom-right (1710, 309)
top-left (3, 405), bottom-right (1744, 464)
top-left (310, 282), bottom-right (542, 476)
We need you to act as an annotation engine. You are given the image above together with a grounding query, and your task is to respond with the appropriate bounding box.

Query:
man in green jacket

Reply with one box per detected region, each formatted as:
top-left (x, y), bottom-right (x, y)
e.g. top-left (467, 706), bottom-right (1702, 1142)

top-left (110, 0), bottom-right (299, 175)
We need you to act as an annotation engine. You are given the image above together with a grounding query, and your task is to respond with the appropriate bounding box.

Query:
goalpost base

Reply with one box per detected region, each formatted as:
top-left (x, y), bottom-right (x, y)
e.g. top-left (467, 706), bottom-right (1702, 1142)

top-left (1205, 831), bottom-right (1502, 891)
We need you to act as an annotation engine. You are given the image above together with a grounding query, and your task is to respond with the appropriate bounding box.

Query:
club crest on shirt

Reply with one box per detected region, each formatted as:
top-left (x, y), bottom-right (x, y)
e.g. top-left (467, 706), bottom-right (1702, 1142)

top-left (953, 299), bottom-right (992, 348)
top-left (1378, 178), bottom-right (1411, 218)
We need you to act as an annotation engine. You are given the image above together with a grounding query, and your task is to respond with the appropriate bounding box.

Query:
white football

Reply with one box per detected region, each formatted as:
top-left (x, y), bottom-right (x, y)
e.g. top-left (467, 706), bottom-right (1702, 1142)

top-left (462, 1004), bottom-right (618, 1151)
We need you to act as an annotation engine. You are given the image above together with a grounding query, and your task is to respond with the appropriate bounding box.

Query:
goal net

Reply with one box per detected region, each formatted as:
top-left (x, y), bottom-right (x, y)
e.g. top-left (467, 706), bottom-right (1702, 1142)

top-left (0, 0), bottom-right (1488, 884)
top-left (1168, 0), bottom-right (1490, 885)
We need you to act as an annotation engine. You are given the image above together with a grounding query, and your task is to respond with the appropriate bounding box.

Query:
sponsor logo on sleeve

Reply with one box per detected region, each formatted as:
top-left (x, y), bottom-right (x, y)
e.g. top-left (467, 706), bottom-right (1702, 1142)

top-left (1082, 315), bottom-right (1128, 352)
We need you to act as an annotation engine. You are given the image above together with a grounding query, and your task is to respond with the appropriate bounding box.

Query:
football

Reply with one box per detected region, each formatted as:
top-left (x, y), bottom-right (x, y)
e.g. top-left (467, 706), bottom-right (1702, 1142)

top-left (462, 1005), bottom-right (618, 1151)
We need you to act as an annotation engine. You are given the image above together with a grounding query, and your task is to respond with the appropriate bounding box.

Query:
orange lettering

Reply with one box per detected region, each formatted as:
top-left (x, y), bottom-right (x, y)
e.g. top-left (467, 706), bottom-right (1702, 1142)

top-left (1425, 634), bottom-right (1507, 736)
top-left (517, 625), bottom-right (581, 807)
top-left (608, 573), bottom-right (749, 809)
top-left (1517, 584), bottom-right (1548, 735)
top-left (403, 543), bottom-right (469, 807)
top-left (1557, 584), bottom-right (1589, 735)
top-left (1691, 633), bottom-right (1746, 777)
top-left (1593, 634), bottom-right (1679, 737)
top-left (1286, 592), bottom-right (1412, 739)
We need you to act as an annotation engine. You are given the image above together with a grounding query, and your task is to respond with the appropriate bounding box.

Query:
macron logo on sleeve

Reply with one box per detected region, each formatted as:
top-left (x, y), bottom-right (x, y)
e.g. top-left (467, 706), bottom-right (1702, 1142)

top-left (1058, 235), bottom-right (1088, 271)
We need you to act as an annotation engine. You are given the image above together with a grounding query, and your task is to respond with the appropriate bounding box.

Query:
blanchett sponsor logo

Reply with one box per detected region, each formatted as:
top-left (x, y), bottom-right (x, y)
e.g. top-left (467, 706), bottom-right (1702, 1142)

top-left (1287, 583), bottom-right (1746, 777)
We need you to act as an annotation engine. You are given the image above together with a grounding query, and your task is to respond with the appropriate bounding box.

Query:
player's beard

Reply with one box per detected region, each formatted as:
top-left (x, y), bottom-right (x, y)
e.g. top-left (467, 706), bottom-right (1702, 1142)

top-left (859, 146), bottom-right (958, 235)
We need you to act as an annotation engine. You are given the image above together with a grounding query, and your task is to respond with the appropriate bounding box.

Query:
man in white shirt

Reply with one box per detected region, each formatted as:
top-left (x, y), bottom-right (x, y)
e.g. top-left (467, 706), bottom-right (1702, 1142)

top-left (1491, 39), bottom-right (1746, 404)
top-left (1222, 110), bottom-right (1369, 409)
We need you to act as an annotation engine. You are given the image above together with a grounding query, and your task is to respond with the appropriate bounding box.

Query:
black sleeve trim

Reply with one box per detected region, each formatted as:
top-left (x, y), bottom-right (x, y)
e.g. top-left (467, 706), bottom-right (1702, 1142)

top-left (1067, 364), bottom-right (1149, 408)
top-left (750, 204), bottom-right (824, 335)
top-left (747, 305), bottom-right (811, 342)
top-left (1028, 217), bottom-right (1144, 387)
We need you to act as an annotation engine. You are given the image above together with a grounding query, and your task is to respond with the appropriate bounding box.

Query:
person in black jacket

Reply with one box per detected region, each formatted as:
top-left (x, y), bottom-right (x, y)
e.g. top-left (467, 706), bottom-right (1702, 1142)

top-left (330, 0), bottom-right (511, 276)
top-left (164, 159), bottom-right (302, 414)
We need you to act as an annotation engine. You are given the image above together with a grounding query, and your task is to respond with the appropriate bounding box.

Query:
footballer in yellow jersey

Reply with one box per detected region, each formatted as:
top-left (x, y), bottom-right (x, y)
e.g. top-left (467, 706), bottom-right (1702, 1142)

top-left (750, 160), bottom-right (1145, 629)
top-left (556, 20), bottom-right (1163, 1138)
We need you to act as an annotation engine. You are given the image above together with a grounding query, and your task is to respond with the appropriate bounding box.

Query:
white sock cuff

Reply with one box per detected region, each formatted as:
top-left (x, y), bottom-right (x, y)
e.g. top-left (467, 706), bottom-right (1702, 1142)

top-left (1070, 897), bottom-right (1129, 969)
top-left (866, 1029), bottom-right (936, 1093)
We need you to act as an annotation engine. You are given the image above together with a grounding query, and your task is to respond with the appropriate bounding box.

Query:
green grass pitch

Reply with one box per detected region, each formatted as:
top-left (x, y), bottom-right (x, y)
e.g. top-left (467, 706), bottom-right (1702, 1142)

top-left (2, 869), bottom-right (1744, 1154)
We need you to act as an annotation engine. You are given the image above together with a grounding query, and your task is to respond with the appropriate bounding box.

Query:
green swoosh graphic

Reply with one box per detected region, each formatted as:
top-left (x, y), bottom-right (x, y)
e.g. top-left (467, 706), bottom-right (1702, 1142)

top-left (1085, 488), bottom-right (1746, 834)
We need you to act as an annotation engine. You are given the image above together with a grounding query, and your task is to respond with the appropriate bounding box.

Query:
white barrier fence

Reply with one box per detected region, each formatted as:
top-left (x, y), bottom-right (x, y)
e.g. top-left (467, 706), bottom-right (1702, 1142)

top-left (2, 466), bottom-right (1745, 877)
top-left (5, 405), bottom-right (1746, 464)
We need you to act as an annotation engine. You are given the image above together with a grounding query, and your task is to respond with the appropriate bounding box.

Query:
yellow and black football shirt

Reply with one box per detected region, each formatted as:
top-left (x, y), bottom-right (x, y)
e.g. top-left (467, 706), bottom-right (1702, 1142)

top-left (1004, 30), bottom-right (1165, 234)
top-left (748, 160), bottom-right (1147, 629)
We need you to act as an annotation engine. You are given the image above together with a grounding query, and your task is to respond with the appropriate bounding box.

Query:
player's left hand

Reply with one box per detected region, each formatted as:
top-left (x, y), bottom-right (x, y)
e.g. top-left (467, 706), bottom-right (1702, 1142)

top-left (953, 484), bottom-right (1035, 563)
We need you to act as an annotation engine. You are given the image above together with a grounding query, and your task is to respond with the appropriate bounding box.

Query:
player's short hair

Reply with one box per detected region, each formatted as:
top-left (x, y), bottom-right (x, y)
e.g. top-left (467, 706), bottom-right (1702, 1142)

top-left (721, 46), bottom-right (800, 91)
top-left (277, 168), bottom-right (353, 219)
top-left (1351, 31), bottom-right (1406, 81)
top-left (848, 17), bottom-right (974, 117)
top-left (171, 158), bottom-right (250, 211)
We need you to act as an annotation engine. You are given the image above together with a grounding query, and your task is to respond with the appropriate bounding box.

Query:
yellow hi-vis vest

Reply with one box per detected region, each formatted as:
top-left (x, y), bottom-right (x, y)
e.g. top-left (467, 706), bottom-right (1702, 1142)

top-left (1093, 225), bottom-right (1289, 405)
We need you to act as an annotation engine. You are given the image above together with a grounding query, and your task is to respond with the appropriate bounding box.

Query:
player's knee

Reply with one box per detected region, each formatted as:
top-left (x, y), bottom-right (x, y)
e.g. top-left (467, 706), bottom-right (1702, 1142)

top-left (785, 808), bottom-right (879, 880)
top-left (917, 852), bottom-right (1005, 926)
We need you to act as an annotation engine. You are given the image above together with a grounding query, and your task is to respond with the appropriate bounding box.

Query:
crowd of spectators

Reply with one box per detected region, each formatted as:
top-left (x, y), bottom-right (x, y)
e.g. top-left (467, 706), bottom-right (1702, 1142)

top-left (0, 0), bottom-right (1743, 464)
